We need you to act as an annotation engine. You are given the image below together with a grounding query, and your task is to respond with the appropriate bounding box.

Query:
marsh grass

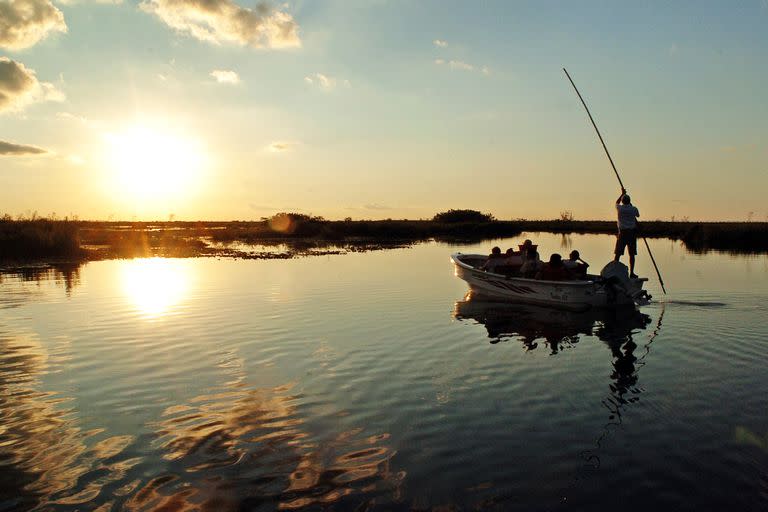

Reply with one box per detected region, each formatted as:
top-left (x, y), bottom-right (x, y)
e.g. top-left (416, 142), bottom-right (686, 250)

top-left (0, 216), bottom-right (84, 260)
top-left (2, 215), bottom-right (767, 262)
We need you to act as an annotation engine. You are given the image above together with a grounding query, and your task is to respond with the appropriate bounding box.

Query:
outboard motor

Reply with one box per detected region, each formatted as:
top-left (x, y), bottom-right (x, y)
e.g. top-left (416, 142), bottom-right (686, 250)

top-left (600, 261), bottom-right (650, 303)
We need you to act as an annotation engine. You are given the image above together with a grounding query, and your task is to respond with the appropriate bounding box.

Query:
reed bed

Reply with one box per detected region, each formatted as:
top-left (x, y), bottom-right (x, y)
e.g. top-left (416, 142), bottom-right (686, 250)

top-left (2, 215), bottom-right (767, 262)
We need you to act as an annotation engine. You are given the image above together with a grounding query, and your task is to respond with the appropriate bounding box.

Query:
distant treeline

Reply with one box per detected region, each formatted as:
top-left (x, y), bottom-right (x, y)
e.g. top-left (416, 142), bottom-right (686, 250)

top-left (2, 211), bottom-right (768, 262)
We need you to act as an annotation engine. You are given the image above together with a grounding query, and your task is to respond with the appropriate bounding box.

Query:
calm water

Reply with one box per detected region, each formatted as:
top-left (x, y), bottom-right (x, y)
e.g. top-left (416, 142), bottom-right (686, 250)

top-left (1, 233), bottom-right (767, 511)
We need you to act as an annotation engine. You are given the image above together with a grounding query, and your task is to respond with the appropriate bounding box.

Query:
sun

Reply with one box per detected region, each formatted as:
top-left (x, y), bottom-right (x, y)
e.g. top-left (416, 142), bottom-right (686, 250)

top-left (105, 124), bottom-right (204, 202)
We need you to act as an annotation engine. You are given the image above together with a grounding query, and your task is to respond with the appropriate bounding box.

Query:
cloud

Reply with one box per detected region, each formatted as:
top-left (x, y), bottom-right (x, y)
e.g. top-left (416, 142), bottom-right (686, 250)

top-left (56, 111), bottom-right (88, 123)
top-left (0, 57), bottom-right (64, 113)
top-left (140, 0), bottom-right (300, 49)
top-left (304, 72), bottom-right (349, 91)
top-left (210, 69), bottom-right (240, 84)
top-left (363, 203), bottom-right (393, 210)
top-left (434, 59), bottom-right (472, 71)
top-left (449, 60), bottom-right (473, 71)
top-left (434, 58), bottom-right (490, 75)
top-left (0, 0), bottom-right (67, 50)
top-left (433, 39), bottom-right (448, 48)
top-left (0, 140), bottom-right (47, 155)
top-left (267, 140), bottom-right (298, 152)
top-left (57, 0), bottom-right (123, 4)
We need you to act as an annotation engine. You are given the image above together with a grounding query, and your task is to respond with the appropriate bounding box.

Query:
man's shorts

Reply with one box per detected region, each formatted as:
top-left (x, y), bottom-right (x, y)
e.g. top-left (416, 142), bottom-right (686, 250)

top-left (615, 229), bottom-right (637, 256)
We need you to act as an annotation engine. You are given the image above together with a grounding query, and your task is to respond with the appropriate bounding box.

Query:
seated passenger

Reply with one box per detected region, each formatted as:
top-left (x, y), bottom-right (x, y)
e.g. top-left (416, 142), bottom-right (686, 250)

top-left (518, 239), bottom-right (537, 258)
top-left (482, 246), bottom-right (506, 273)
top-left (535, 253), bottom-right (570, 281)
top-left (563, 250), bottom-right (589, 278)
top-left (519, 250), bottom-right (542, 278)
top-left (504, 247), bottom-right (523, 266)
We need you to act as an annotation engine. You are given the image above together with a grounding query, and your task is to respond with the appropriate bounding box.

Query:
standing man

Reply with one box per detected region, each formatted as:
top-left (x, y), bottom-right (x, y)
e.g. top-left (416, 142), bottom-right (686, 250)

top-left (614, 188), bottom-right (640, 278)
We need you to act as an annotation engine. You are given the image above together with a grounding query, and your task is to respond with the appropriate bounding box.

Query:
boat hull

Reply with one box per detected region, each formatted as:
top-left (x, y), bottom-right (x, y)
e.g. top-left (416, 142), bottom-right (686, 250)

top-left (451, 253), bottom-right (647, 310)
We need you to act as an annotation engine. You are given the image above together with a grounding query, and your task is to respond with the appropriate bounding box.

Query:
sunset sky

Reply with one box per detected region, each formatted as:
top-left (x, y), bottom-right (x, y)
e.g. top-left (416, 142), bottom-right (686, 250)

top-left (1, 0), bottom-right (767, 221)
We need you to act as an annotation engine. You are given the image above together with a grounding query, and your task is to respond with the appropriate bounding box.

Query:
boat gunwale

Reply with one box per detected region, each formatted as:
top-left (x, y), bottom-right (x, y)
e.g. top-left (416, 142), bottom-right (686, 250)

top-left (451, 252), bottom-right (600, 288)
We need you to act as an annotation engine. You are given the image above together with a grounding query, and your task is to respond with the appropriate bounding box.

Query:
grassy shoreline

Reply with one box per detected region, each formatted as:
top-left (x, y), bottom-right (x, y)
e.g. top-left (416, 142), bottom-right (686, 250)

top-left (2, 218), bottom-right (768, 264)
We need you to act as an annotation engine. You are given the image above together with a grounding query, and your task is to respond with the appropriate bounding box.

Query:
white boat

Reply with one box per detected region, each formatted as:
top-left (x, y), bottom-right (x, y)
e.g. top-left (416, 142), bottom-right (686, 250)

top-left (450, 252), bottom-right (650, 311)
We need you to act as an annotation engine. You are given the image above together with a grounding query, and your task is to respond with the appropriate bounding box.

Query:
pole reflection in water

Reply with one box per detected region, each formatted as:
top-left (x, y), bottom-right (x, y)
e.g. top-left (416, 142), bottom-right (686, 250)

top-left (453, 292), bottom-right (655, 414)
top-left (453, 293), bottom-right (664, 503)
top-left (120, 258), bottom-right (192, 318)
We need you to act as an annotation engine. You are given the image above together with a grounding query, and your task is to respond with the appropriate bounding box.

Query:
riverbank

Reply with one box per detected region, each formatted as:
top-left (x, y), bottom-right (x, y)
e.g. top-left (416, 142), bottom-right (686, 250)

top-left (2, 217), bottom-right (767, 263)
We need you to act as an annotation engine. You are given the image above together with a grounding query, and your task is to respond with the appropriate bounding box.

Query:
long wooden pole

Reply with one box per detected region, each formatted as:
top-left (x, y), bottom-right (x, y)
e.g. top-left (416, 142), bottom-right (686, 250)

top-left (562, 68), bottom-right (666, 294)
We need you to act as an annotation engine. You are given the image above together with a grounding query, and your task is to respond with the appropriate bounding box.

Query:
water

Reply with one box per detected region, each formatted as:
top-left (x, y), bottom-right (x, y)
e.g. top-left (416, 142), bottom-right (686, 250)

top-left (1, 233), bottom-right (767, 511)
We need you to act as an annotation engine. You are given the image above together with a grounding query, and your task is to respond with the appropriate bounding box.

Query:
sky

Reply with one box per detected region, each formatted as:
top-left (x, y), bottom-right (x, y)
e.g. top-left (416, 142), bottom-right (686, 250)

top-left (1, 0), bottom-right (767, 221)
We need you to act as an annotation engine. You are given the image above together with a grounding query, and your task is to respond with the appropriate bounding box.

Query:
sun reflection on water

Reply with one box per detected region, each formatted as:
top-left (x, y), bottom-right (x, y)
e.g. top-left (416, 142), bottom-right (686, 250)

top-left (121, 258), bottom-right (192, 317)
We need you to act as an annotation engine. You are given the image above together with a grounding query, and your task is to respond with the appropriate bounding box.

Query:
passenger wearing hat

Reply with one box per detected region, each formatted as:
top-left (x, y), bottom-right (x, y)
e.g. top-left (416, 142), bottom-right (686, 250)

top-left (614, 187), bottom-right (640, 278)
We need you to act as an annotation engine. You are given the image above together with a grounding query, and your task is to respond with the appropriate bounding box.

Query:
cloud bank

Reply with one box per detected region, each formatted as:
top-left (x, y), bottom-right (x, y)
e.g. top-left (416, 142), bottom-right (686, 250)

top-left (0, 57), bottom-right (64, 113)
top-left (141, 0), bottom-right (300, 48)
top-left (433, 39), bottom-right (448, 47)
top-left (0, 0), bottom-right (67, 50)
top-left (0, 139), bottom-right (47, 155)
top-left (210, 69), bottom-right (240, 84)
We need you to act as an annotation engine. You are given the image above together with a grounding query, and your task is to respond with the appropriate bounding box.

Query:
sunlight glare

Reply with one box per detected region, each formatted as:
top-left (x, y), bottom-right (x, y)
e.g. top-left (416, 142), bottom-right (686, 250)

top-left (105, 124), bottom-right (204, 202)
top-left (121, 258), bottom-right (191, 317)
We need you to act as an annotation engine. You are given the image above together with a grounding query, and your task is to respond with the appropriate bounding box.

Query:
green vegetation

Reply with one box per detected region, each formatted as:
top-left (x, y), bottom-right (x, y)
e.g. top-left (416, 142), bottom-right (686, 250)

top-left (1, 212), bottom-right (767, 262)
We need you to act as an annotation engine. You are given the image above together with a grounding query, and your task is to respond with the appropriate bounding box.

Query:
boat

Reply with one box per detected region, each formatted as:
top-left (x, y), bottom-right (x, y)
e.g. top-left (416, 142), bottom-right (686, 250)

top-left (450, 252), bottom-right (650, 311)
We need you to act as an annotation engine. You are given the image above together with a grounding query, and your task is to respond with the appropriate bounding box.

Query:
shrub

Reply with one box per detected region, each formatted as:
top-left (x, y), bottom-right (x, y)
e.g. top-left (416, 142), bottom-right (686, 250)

top-left (432, 209), bottom-right (495, 223)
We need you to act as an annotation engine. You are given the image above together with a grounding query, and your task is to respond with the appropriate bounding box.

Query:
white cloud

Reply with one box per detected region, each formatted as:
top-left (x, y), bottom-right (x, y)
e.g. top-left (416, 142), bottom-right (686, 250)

top-left (267, 140), bottom-right (298, 153)
top-left (434, 58), bottom-right (491, 76)
top-left (140, 0), bottom-right (301, 49)
top-left (0, 0), bottom-right (67, 50)
top-left (449, 60), bottom-right (473, 71)
top-left (0, 57), bottom-right (64, 113)
top-left (433, 39), bottom-right (448, 48)
top-left (56, 111), bottom-right (95, 127)
top-left (0, 139), bottom-right (47, 156)
top-left (57, 0), bottom-right (123, 4)
top-left (304, 72), bottom-right (348, 91)
top-left (210, 69), bottom-right (240, 84)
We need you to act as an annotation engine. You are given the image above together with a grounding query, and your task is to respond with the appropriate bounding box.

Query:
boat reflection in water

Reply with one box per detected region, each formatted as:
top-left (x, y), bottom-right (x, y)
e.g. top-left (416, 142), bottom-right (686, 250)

top-left (454, 292), bottom-right (654, 403)
top-left (454, 292), bottom-right (661, 482)
top-left (454, 291), bottom-right (652, 354)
